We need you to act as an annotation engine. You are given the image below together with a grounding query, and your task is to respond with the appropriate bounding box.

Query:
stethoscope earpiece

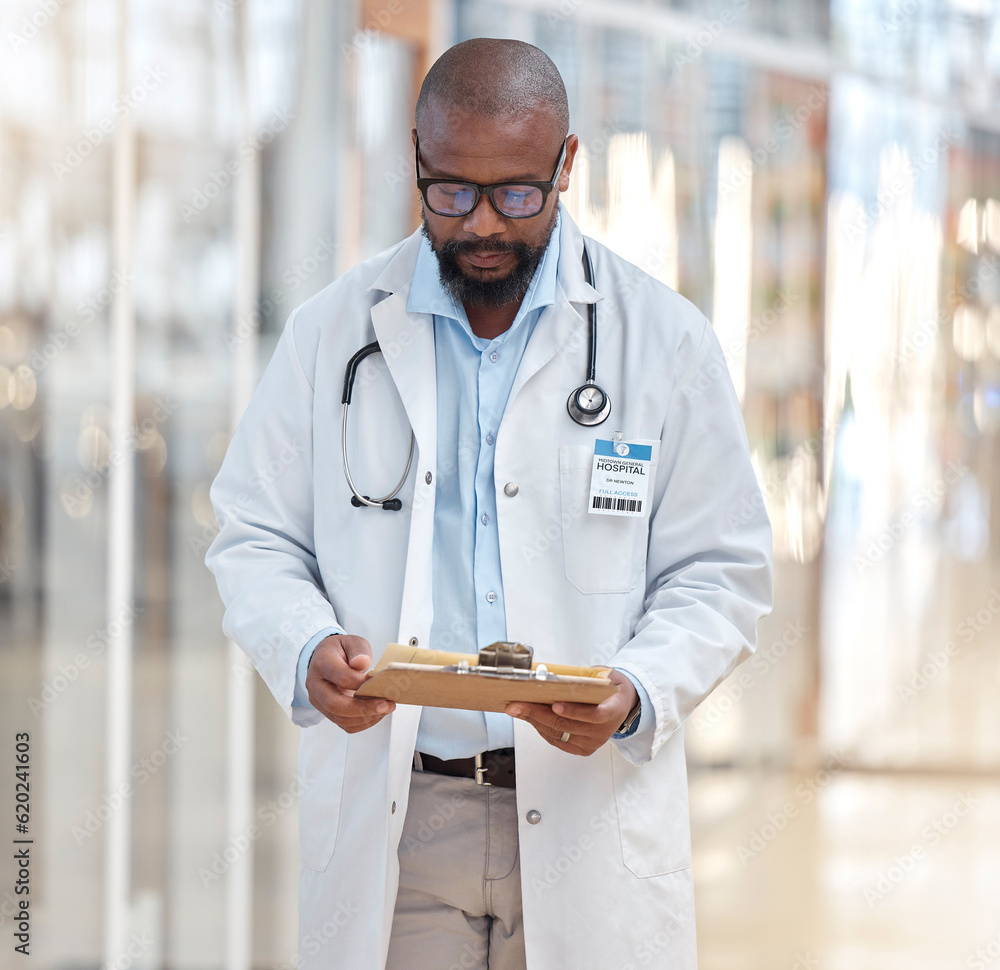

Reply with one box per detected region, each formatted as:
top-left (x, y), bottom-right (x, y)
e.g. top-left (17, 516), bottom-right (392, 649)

top-left (340, 241), bottom-right (609, 511)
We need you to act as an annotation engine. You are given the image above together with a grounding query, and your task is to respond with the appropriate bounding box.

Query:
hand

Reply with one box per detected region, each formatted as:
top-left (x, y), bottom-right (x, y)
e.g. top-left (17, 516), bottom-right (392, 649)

top-left (505, 670), bottom-right (639, 756)
top-left (305, 634), bottom-right (395, 734)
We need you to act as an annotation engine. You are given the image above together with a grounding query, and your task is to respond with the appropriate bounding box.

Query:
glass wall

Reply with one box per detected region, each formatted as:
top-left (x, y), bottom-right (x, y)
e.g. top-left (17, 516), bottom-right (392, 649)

top-left (1, 0), bottom-right (358, 963)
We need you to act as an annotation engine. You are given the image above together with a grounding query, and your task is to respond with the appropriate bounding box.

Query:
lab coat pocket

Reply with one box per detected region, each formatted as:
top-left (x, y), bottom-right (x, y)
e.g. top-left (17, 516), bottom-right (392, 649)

top-left (611, 735), bottom-right (691, 877)
top-left (297, 724), bottom-right (349, 872)
top-left (558, 445), bottom-right (651, 594)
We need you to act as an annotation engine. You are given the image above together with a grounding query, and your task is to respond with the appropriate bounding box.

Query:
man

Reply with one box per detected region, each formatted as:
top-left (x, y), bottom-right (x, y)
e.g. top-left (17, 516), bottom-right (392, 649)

top-left (206, 38), bottom-right (771, 970)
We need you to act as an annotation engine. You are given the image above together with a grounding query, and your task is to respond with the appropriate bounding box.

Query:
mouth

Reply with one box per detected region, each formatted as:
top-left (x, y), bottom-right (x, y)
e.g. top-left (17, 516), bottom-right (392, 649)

top-left (460, 250), bottom-right (513, 270)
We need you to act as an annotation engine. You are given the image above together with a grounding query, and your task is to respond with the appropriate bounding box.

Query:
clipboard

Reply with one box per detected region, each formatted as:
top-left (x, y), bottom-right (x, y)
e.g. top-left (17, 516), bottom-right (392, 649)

top-left (355, 641), bottom-right (617, 713)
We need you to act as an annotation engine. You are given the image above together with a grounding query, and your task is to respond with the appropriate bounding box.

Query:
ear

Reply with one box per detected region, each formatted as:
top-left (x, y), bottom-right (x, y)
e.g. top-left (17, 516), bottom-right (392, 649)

top-left (559, 134), bottom-right (580, 192)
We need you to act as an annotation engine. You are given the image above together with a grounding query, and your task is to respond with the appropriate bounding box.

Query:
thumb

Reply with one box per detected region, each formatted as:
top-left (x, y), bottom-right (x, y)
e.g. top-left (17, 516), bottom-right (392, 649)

top-left (341, 635), bottom-right (374, 667)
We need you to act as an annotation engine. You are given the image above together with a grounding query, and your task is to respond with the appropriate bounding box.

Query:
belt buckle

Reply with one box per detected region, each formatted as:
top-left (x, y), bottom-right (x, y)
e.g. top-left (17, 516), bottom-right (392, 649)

top-left (474, 752), bottom-right (492, 786)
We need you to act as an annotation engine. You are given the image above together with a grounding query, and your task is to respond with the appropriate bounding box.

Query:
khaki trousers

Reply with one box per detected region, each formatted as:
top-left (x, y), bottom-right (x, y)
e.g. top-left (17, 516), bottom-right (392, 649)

top-left (386, 763), bottom-right (526, 970)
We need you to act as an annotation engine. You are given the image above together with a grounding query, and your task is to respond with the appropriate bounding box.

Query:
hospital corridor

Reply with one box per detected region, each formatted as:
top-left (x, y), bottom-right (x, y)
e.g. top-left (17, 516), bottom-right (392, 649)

top-left (1, 0), bottom-right (1000, 967)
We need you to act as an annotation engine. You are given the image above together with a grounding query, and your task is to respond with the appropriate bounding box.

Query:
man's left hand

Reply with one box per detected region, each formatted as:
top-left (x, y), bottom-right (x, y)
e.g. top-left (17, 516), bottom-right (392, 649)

top-left (504, 670), bottom-right (639, 756)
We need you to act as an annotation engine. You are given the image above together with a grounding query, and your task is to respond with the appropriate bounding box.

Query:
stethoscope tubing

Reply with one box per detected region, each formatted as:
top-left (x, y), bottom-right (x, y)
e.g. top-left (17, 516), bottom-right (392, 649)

top-left (582, 242), bottom-right (598, 384)
top-left (341, 240), bottom-right (608, 509)
top-left (341, 403), bottom-right (414, 508)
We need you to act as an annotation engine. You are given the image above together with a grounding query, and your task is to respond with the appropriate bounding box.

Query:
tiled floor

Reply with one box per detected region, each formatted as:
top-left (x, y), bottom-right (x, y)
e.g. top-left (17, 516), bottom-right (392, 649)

top-left (691, 768), bottom-right (1000, 970)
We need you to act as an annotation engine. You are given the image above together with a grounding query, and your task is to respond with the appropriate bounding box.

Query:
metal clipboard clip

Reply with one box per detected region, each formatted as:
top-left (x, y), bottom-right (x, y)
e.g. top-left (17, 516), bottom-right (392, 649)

top-left (439, 641), bottom-right (557, 681)
top-left (478, 640), bottom-right (533, 669)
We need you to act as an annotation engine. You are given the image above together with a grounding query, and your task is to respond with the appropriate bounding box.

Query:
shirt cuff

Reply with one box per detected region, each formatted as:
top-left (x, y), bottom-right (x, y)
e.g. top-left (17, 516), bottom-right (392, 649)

top-left (291, 626), bottom-right (342, 714)
top-left (611, 669), bottom-right (652, 739)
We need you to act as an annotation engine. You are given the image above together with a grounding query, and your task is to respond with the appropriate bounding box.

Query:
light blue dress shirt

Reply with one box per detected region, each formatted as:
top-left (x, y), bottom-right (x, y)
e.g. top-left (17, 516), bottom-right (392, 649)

top-left (293, 209), bottom-right (652, 757)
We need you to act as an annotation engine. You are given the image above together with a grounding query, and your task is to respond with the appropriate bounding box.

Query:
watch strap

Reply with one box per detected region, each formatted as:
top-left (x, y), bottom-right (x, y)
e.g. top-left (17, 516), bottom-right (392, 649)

top-left (616, 694), bottom-right (642, 736)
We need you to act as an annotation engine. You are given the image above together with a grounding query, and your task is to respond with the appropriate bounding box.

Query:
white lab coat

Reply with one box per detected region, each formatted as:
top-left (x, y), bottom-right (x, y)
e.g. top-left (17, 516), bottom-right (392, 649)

top-left (206, 211), bottom-right (772, 970)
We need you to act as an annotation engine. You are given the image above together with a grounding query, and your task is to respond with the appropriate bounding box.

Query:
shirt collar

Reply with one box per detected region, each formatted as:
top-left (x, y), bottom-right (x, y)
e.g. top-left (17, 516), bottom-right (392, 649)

top-left (407, 209), bottom-right (563, 338)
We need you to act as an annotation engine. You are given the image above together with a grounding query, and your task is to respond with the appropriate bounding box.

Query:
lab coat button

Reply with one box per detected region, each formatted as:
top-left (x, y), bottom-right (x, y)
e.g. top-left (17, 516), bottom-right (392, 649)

top-left (391, 801), bottom-right (396, 814)
top-left (503, 482), bottom-right (518, 497)
top-left (425, 472), bottom-right (432, 484)
top-left (526, 810), bottom-right (541, 824)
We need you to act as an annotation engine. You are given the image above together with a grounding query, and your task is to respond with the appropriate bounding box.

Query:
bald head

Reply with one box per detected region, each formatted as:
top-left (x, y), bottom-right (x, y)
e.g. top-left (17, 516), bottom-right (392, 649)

top-left (415, 38), bottom-right (569, 138)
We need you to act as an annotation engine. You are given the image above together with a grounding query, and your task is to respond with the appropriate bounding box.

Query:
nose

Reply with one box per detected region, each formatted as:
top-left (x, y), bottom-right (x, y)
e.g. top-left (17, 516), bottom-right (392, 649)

top-left (461, 190), bottom-right (507, 237)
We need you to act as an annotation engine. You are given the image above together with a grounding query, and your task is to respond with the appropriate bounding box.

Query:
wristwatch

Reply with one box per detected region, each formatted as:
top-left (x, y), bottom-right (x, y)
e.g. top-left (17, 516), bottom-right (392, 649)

top-left (616, 695), bottom-right (642, 736)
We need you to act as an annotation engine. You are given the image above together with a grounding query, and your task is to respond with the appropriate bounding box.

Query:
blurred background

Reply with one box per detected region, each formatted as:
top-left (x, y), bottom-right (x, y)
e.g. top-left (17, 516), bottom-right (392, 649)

top-left (1, 0), bottom-right (1000, 967)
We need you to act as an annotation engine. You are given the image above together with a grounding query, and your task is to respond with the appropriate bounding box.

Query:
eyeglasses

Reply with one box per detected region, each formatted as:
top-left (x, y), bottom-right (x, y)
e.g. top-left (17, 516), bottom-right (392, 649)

top-left (415, 135), bottom-right (566, 219)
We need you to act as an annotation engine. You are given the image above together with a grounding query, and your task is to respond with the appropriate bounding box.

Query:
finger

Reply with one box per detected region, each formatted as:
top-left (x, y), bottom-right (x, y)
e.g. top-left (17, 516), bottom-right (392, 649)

top-left (505, 702), bottom-right (553, 722)
top-left (332, 713), bottom-right (389, 735)
top-left (548, 729), bottom-right (604, 757)
top-left (506, 703), bottom-right (594, 734)
top-left (324, 705), bottom-right (393, 732)
top-left (311, 682), bottom-right (394, 720)
top-left (519, 716), bottom-right (595, 755)
top-left (517, 712), bottom-right (602, 747)
top-left (549, 700), bottom-right (613, 723)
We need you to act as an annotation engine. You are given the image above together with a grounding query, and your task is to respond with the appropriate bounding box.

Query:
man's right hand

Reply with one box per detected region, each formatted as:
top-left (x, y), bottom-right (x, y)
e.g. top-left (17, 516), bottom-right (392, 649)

top-left (305, 634), bottom-right (395, 733)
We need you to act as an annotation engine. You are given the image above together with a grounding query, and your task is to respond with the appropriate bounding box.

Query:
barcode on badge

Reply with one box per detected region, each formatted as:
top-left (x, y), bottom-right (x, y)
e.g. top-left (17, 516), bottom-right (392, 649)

top-left (591, 496), bottom-right (642, 513)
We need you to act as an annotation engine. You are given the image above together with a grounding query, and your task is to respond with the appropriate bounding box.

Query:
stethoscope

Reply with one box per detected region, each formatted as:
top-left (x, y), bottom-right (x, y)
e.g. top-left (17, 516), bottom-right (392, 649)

top-left (341, 241), bottom-right (610, 511)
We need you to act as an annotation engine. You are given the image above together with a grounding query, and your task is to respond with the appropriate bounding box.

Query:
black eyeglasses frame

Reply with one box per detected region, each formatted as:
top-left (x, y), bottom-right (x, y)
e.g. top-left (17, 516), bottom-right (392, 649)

top-left (414, 135), bottom-right (567, 219)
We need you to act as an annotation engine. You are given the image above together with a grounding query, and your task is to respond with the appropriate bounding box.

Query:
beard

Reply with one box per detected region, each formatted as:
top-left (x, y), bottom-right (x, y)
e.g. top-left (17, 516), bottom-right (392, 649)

top-left (421, 204), bottom-right (558, 309)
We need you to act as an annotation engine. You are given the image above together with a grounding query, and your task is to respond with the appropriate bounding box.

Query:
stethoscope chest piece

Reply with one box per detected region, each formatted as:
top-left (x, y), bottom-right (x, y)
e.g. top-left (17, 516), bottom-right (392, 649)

top-left (567, 382), bottom-right (611, 426)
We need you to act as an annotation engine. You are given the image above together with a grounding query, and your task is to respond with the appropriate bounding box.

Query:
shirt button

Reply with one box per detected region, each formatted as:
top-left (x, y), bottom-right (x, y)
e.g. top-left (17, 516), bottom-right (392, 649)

top-left (486, 433), bottom-right (495, 446)
top-left (526, 810), bottom-right (541, 824)
top-left (486, 591), bottom-right (497, 604)
top-left (481, 513), bottom-right (489, 525)
top-left (503, 482), bottom-right (519, 497)
top-left (490, 351), bottom-right (500, 362)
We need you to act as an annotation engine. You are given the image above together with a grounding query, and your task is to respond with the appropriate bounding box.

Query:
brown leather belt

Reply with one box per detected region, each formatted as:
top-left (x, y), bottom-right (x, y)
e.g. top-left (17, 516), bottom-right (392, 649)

top-left (417, 747), bottom-right (516, 788)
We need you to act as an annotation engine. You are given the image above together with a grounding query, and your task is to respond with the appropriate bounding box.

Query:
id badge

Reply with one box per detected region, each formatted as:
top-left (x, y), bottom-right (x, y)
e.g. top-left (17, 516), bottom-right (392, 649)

top-left (588, 434), bottom-right (656, 517)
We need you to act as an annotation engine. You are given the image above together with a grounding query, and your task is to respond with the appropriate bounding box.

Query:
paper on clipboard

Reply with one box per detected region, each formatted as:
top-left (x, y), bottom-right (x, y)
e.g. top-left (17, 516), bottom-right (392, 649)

top-left (355, 642), bottom-right (617, 713)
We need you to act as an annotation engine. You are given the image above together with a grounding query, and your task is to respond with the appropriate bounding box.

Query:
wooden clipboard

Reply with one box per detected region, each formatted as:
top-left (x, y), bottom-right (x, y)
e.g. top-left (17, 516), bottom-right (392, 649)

top-left (355, 642), bottom-right (617, 713)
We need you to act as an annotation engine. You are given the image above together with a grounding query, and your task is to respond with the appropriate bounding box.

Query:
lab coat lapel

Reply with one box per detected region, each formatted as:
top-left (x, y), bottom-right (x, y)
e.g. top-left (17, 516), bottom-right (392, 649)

top-left (508, 210), bottom-right (602, 405)
top-left (366, 232), bottom-right (437, 461)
